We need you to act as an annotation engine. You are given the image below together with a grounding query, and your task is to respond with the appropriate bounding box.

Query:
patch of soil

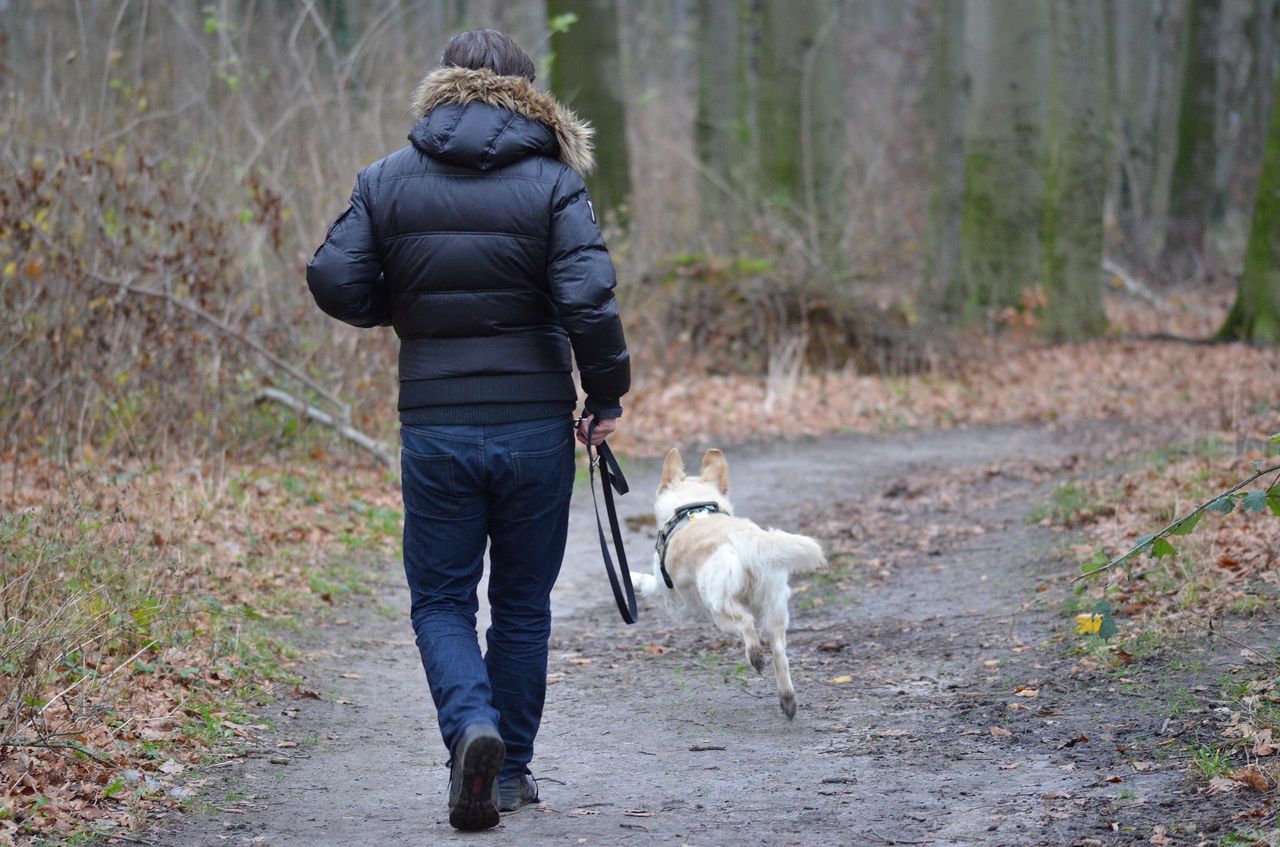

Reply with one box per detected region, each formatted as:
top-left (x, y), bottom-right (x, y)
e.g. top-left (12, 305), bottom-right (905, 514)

top-left (148, 425), bottom-right (1272, 847)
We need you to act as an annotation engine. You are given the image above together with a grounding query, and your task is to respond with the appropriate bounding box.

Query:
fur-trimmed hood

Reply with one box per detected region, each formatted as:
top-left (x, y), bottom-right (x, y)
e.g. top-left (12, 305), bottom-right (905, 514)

top-left (409, 67), bottom-right (595, 177)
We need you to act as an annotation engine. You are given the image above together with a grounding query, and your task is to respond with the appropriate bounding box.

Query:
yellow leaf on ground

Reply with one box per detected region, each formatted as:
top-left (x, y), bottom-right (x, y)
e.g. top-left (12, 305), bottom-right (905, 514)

top-left (829, 675), bottom-right (853, 684)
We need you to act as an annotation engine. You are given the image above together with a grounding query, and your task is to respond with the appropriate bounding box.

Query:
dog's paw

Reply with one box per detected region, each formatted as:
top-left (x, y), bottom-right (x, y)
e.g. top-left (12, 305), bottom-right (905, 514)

top-left (780, 692), bottom-right (797, 720)
top-left (748, 646), bottom-right (765, 674)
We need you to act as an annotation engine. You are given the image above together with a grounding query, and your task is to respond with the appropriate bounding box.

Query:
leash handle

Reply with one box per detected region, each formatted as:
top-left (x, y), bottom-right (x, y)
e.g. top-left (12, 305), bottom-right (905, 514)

top-left (585, 417), bottom-right (638, 625)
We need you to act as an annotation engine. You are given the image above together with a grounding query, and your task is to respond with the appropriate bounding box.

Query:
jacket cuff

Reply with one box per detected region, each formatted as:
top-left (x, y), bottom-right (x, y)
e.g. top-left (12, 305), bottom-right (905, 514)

top-left (584, 396), bottom-right (623, 420)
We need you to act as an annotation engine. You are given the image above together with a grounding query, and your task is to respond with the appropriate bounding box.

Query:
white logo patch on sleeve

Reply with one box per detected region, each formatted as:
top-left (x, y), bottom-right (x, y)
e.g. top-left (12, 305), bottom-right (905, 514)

top-left (586, 198), bottom-right (597, 225)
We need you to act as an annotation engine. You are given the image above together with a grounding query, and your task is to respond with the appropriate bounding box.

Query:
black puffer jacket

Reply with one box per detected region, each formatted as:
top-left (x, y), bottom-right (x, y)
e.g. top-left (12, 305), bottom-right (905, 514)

top-left (307, 67), bottom-right (630, 424)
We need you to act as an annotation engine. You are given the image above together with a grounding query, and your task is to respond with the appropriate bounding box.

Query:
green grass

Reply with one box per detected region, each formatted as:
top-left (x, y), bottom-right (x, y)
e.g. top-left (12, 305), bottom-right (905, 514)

top-left (1190, 743), bottom-right (1234, 779)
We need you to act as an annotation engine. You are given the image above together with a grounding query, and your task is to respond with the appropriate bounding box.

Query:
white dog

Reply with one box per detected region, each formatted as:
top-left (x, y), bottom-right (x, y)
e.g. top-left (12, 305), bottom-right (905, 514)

top-left (635, 448), bottom-right (826, 718)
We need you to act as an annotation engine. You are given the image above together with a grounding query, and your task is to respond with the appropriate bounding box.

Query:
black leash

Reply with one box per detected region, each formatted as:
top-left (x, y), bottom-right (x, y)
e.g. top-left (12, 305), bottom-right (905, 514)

top-left (584, 418), bottom-right (638, 624)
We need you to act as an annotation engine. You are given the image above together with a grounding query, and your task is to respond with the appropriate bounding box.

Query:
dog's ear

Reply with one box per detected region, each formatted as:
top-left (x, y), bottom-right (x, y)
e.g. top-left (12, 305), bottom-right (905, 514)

top-left (659, 448), bottom-right (685, 490)
top-left (700, 449), bottom-right (729, 494)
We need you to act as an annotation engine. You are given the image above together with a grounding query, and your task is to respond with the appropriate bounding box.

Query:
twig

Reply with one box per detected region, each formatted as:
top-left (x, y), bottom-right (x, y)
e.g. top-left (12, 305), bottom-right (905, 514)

top-left (1102, 257), bottom-right (1165, 309)
top-left (1183, 617), bottom-right (1280, 672)
top-left (867, 829), bottom-right (932, 846)
top-left (1, 737), bottom-right (115, 766)
top-left (79, 267), bottom-right (351, 418)
top-left (90, 830), bottom-right (155, 846)
top-left (1074, 464), bottom-right (1280, 582)
top-left (32, 639), bottom-right (155, 720)
top-left (254, 388), bottom-right (395, 471)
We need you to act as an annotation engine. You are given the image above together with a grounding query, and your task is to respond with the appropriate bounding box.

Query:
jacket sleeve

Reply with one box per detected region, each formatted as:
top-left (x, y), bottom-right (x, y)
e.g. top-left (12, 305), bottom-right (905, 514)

top-left (547, 169), bottom-right (631, 419)
top-left (306, 169), bottom-right (389, 329)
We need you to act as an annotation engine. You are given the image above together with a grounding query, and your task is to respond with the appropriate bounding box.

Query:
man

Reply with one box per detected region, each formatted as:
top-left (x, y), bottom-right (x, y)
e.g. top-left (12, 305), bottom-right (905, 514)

top-left (306, 28), bottom-right (629, 831)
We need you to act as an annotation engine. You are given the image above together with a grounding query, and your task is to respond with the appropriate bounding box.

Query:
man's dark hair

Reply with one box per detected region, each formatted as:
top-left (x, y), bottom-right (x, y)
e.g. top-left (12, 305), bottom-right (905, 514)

top-left (440, 29), bottom-right (536, 81)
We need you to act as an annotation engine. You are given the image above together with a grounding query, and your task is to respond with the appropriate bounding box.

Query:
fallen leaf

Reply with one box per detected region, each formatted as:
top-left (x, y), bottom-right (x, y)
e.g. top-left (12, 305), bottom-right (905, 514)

top-left (1013, 686), bottom-right (1039, 698)
top-left (1041, 790), bottom-right (1072, 800)
top-left (818, 642), bottom-right (845, 652)
top-left (158, 759), bottom-right (184, 775)
top-left (1150, 824), bottom-right (1171, 846)
top-left (1252, 728), bottom-right (1277, 757)
top-left (989, 726), bottom-right (1011, 738)
top-left (568, 657), bottom-right (592, 666)
top-left (291, 685), bottom-right (321, 700)
top-left (999, 762), bottom-right (1020, 770)
top-left (1231, 764), bottom-right (1272, 792)
top-left (1056, 734), bottom-right (1088, 750)
top-left (340, 672), bottom-right (364, 680)
top-left (1130, 760), bottom-right (1153, 772)
top-left (645, 643), bottom-right (667, 656)
top-left (829, 675), bottom-right (853, 684)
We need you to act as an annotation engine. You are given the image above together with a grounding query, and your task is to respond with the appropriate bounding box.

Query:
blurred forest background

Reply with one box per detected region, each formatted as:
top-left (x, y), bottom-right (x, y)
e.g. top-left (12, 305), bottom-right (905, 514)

top-left (2, 0), bottom-right (1279, 464)
top-left (4, 2), bottom-right (1280, 840)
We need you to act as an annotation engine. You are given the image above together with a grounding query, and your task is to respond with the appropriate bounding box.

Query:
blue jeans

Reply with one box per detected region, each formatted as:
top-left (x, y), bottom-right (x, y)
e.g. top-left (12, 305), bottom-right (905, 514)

top-left (400, 415), bottom-right (575, 780)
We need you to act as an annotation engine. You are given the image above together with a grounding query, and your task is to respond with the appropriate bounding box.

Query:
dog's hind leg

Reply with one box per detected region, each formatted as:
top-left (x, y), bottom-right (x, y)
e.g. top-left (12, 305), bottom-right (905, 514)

top-left (699, 549), bottom-right (764, 673)
top-left (767, 626), bottom-right (796, 718)
top-left (716, 602), bottom-right (763, 674)
top-left (761, 589), bottom-right (796, 718)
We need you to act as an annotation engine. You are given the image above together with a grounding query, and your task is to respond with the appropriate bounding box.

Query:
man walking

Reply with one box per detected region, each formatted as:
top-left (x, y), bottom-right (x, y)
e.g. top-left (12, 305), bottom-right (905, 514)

top-left (306, 28), bottom-right (629, 831)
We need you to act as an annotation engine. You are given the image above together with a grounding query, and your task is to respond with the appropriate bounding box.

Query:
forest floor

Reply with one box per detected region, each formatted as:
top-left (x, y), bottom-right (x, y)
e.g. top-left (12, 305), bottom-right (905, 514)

top-left (6, 292), bottom-right (1280, 845)
top-left (154, 422), bottom-right (1279, 847)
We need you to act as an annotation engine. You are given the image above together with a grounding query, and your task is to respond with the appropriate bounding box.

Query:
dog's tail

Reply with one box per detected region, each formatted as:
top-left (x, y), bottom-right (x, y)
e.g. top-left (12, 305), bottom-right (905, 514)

top-left (735, 528), bottom-right (827, 575)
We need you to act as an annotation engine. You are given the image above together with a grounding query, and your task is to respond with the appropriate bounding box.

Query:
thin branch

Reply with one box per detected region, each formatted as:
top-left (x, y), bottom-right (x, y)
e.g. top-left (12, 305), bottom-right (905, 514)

top-left (2, 737), bottom-right (116, 766)
top-left (81, 267), bottom-right (350, 417)
top-left (33, 640), bottom-right (155, 720)
top-left (1075, 463), bottom-right (1280, 583)
top-left (255, 387), bottom-right (395, 471)
top-left (1181, 617), bottom-right (1280, 673)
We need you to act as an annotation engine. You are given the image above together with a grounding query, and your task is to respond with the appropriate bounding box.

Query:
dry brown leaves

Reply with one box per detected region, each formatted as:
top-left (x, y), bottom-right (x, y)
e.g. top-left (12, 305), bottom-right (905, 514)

top-left (617, 293), bottom-right (1279, 457)
top-left (0, 455), bottom-right (400, 840)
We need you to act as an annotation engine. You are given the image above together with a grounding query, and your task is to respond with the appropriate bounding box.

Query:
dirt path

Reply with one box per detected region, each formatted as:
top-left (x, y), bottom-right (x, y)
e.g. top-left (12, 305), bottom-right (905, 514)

top-left (159, 424), bottom-right (1257, 846)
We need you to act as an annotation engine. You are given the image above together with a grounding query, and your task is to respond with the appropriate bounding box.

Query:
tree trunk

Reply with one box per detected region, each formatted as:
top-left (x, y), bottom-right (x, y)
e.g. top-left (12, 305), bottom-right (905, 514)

top-left (923, 0), bottom-right (968, 304)
top-left (694, 0), bottom-right (752, 235)
top-left (947, 0), bottom-right (1051, 319)
top-left (1160, 0), bottom-right (1222, 280)
top-left (1041, 0), bottom-right (1109, 340)
top-left (548, 0), bottom-right (632, 217)
top-left (757, 0), bottom-right (844, 254)
top-left (1109, 0), bottom-right (1188, 270)
top-left (1219, 67), bottom-right (1280, 343)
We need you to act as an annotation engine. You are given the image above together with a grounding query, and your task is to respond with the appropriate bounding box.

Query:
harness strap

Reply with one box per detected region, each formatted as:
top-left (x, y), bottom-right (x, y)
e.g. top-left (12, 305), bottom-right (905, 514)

top-left (585, 418), bottom-right (638, 625)
top-left (654, 501), bottom-right (723, 589)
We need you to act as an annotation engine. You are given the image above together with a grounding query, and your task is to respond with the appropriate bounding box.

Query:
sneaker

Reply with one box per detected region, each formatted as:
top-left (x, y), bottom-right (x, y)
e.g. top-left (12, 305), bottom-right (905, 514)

top-left (447, 724), bottom-right (505, 831)
top-left (497, 772), bottom-right (539, 813)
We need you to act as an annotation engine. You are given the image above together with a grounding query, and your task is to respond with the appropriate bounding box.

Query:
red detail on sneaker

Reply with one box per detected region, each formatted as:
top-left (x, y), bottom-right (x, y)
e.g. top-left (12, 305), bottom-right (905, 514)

top-left (471, 776), bottom-right (485, 795)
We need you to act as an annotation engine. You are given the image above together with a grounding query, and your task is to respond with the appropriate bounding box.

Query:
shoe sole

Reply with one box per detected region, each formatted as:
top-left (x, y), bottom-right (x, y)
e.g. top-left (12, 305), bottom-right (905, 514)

top-left (449, 733), bottom-right (505, 831)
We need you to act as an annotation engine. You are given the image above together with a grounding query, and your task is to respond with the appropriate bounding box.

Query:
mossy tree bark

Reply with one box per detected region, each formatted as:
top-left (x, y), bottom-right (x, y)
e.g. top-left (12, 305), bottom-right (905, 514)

top-left (695, 0), bottom-right (753, 237)
top-left (757, 0), bottom-right (844, 256)
top-left (548, 0), bottom-right (632, 218)
top-left (1040, 0), bottom-right (1109, 340)
top-left (947, 0), bottom-right (1051, 320)
top-left (1160, 0), bottom-right (1222, 280)
top-left (1220, 68), bottom-right (1280, 343)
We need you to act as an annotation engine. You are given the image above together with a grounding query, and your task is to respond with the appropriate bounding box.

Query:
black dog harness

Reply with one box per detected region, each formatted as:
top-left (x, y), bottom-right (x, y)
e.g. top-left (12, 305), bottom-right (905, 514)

top-left (654, 502), bottom-right (723, 588)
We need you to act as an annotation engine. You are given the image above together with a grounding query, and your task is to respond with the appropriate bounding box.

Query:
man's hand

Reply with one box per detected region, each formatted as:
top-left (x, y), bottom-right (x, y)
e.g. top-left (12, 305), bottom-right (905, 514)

top-left (576, 415), bottom-right (617, 447)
